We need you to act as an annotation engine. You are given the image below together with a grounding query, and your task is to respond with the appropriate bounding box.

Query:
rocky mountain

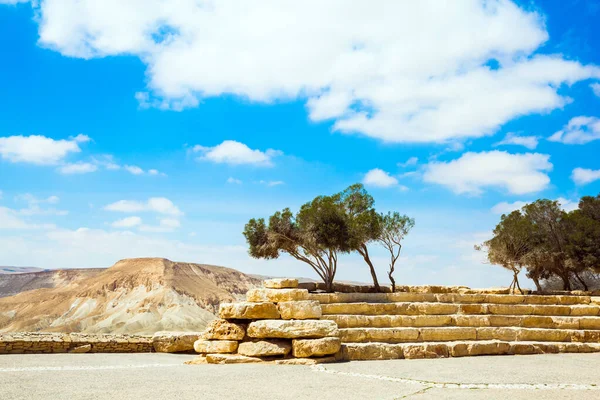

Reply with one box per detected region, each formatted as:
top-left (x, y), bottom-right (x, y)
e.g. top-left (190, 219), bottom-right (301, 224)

top-left (0, 258), bottom-right (261, 334)
top-left (0, 266), bottom-right (46, 275)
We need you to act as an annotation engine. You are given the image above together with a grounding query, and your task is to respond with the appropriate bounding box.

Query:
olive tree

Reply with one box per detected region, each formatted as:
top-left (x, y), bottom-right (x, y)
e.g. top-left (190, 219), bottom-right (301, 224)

top-left (378, 212), bottom-right (415, 292)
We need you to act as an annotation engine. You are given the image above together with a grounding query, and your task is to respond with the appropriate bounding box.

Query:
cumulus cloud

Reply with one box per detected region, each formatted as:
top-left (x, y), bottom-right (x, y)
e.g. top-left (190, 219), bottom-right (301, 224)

top-left (227, 177), bottom-right (242, 184)
top-left (57, 162), bottom-right (98, 174)
top-left (193, 140), bottom-right (281, 167)
top-left (548, 116), bottom-right (600, 144)
top-left (494, 132), bottom-right (539, 149)
top-left (10, 1), bottom-right (597, 144)
top-left (0, 134), bottom-right (90, 165)
top-left (14, 194), bottom-right (68, 216)
top-left (124, 165), bottom-right (144, 175)
top-left (398, 157), bottom-right (418, 168)
top-left (491, 197), bottom-right (578, 214)
top-left (592, 83), bottom-right (600, 97)
top-left (138, 218), bottom-right (181, 233)
top-left (363, 168), bottom-right (399, 188)
top-left (104, 197), bottom-right (183, 216)
top-left (111, 216), bottom-right (143, 228)
top-left (423, 151), bottom-right (552, 195)
top-left (571, 168), bottom-right (600, 186)
top-left (0, 206), bottom-right (55, 230)
top-left (258, 180), bottom-right (284, 187)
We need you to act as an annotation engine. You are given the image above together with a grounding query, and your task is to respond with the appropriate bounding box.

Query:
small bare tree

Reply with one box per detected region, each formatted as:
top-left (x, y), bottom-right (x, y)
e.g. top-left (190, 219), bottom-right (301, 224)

top-left (378, 212), bottom-right (415, 292)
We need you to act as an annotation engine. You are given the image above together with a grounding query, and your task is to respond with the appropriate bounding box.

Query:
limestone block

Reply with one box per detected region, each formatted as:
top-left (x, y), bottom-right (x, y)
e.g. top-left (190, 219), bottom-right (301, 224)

top-left (277, 301), bottom-right (322, 320)
top-left (264, 278), bottom-right (299, 289)
top-left (206, 354), bottom-right (266, 364)
top-left (583, 331), bottom-right (600, 343)
top-left (403, 343), bottom-right (449, 359)
top-left (451, 315), bottom-right (490, 327)
top-left (275, 356), bottom-right (337, 365)
top-left (292, 337), bottom-right (341, 358)
top-left (194, 340), bottom-right (238, 354)
top-left (185, 356), bottom-right (208, 365)
top-left (459, 304), bottom-right (488, 314)
top-left (219, 302), bottom-right (280, 320)
top-left (531, 305), bottom-right (570, 316)
top-left (152, 331), bottom-right (202, 353)
top-left (420, 327), bottom-right (476, 342)
top-left (517, 328), bottom-right (572, 342)
top-left (341, 343), bottom-right (404, 361)
top-left (408, 303), bottom-right (459, 315)
top-left (485, 294), bottom-right (525, 304)
top-left (488, 304), bottom-right (534, 315)
top-left (570, 305), bottom-right (600, 316)
top-left (550, 317), bottom-right (580, 330)
top-left (579, 317), bottom-right (600, 330)
top-left (509, 343), bottom-right (544, 355)
top-left (476, 327), bottom-right (518, 341)
top-left (557, 296), bottom-right (590, 305)
top-left (69, 344), bottom-right (92, 354)
top-left (246, 288), bottom-right (309, 303)
top-left (237, 340), bottom-right (291, 357)
top-left (450, 341), bottom-right (511, 357)
top-left (202, 319), bottom-right (245, 341)
top-left (487, 315), bottom-right (522, 327)
top-left (247, 319), bottom-right (339, 339)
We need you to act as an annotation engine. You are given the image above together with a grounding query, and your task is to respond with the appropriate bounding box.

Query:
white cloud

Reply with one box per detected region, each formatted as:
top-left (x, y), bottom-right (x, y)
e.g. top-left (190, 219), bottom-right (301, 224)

top-left (423, 151), bottom-right (552, 195)
top-left (362, 168), bottom-right (399, 188)
top-left (124, 165), bottom-right (144, 175)
top-left (548, 116), bottom-right (600, 144)
top-left (57, 162), bottom-right (98, 174)
top-left (104, 197), bottom-right (183, 216)
top-left (227, 177), bottom-right (242, 184)
top-left (139, 218), bottom-right (181, 233)
top-left (491, 198), bottom-right (578, 214)
top-left (491, 201), bottom-right (528, 215)
top-left (494, 132), bottom-right (539, 149)
top-left (571, 168), bottom-right (600, 186)
top-left (0, 206), bottom-right (55, 230)
top-left (14, 194), bottom-right (68, 216)
top-left (258, 180), bottom-right (284, 187)
top-left (592, 83), bottom-right (600, 97)
top-left (0, 134), bottom-right (89, 165)
top-left (20, 1), bottom-right (599, 144)
top-left (193, 140), bottom-right (280, 167)
top-left (111, 216), bottom-right (143, 228)
top-left (398, 157), bottom-right (418, 168)
top-left (148, 169), bottom-right (166, 176)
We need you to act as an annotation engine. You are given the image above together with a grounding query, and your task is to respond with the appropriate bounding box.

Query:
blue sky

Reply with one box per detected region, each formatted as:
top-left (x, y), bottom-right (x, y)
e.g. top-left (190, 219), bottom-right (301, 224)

top-left (1, 0), bottom-right (599, 288)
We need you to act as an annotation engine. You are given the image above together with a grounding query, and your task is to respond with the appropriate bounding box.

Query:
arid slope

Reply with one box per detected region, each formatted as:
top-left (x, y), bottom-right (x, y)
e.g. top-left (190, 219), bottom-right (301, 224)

top-left (0, 258), bottom-right (261, 334)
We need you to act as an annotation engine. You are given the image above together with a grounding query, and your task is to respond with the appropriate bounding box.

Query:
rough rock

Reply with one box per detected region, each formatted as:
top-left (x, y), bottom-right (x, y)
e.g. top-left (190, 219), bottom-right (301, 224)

top-left (206, 354), bottom-right (266, 364)
top-left (152, 331), bottom-right (201, 353)
top-left (247, 319), bottom-right (339, 339)
top-left (219, 302), bottom-right (280, 320)
top-left (184, 356), bottom-right (208, 365)
top-left (277, 301), bottom-right (322, 320)
top-left (450, 341), bottom-right (511, 357)
top-left (202, 319), bottom-right (245, 341)
top-left (237, 340), bottom-right (291, 357)
top-left (403, 343), bottom-right (449, 359)
top-left (263, 278), bottom-right (299, 289)
top-left (193, 340), bottom-right (238, 354)
top-left (246, 288), bottom-right (309, 303)
top-left (69, 344), bottom-right (92, 354)
top-left (275, 356), bottom-right (337, 365)
top-left (292, 337), bottom-right (341, 358)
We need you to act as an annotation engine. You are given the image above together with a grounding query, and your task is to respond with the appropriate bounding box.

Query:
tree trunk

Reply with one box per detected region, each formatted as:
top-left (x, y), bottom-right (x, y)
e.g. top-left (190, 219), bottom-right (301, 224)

top-left (513, 271), bottom-right (523, 295)
top-left (388, 269), bottom-right (396, 293)
top-left (531, 275), bottom-right (542, 292)
top-left (359, 244), bottom-right (381, 292)
top-left (560, 273), bottom-right (572, 291)
top-left (573, 271), bottom-right (589, 291)
top-left (324, 274), bottom-right (335, 293)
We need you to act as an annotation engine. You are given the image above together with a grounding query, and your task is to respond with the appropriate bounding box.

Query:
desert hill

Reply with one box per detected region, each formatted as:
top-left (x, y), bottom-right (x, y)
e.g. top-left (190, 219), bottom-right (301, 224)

top-left (0, 268), bottom-right (104, 298)
top-left (0, 258), bottom-right (261, 334)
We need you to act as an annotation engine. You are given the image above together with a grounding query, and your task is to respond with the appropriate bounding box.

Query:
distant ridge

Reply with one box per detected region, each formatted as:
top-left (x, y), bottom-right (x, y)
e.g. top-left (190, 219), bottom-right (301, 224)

top-left (0, 258), bottom-right (261, 334)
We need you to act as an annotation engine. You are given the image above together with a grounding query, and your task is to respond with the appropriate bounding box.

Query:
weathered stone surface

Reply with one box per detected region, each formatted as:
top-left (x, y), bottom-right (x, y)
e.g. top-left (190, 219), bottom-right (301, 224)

top-left (450, 341), bottom-right (511, 357)
top-left (246, 288), bottom-right (309, 303)
top-left (202, 319), bottom-right (245, 341)
top-left (476, 327), bottom-right (518, 341)
top-left (292, 337), bottom-right (341, 358)
top-left (152, 331), bottom-right (201, 353)
top-left (247, 319), bottom-right (339, 339)
top-left (403, 343), bottom-right (449, 359)
top-left (184, 356), bottom-right (208, 365)
top-left (193, 340), bottom-right (238, 354)
top-left (451, 315), bottom-right (491, 327)
top-left (69, 344), bottom-right (91, 354)
top-left (569, 305), bottom-right (600, 316)
top-left (277, 301), bottom-right (322, 320)
top-left (579, 317), bottom-right (600, 330)
top-left (264, 278), bottom-right (299, 289)
top-left (237, 340), bottom-right (291, 357)
top-left (339, 328), bottom-right (420, 343)
top-left (206, 354), bottom-right (266, 364)
top-left (341, 343), bottom-right (405, 361)
top-left (420, 327), bottom-right (476, 342)
top-left (219, 302), bottom-right (280, 320)
top-left (275, 356), bottom-right (337, 365)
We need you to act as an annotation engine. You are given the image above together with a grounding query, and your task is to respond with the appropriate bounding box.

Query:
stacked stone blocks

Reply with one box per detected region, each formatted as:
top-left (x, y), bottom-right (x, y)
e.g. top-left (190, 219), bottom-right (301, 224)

top-left (192, 278), bottom-right (342, 364)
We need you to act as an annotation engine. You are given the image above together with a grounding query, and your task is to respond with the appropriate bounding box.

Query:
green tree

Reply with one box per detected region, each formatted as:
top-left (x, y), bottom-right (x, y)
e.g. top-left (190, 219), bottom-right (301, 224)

top-left (337, 184), bottom-right (384, 291)
top-left (478, 210), bottom-right (536, 293)
top-left (378, 212), bottom-right (415, 292)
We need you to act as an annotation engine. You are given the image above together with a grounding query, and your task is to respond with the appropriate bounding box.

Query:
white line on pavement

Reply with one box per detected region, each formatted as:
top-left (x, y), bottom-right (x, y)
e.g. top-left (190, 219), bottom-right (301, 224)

top-left (311, 365), bottom-right (600, 391)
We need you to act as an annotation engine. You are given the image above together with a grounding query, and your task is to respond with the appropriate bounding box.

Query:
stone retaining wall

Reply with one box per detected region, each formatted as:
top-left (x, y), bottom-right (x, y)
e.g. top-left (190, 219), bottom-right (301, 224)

top-left (0, 333), bottom-right (154, 354)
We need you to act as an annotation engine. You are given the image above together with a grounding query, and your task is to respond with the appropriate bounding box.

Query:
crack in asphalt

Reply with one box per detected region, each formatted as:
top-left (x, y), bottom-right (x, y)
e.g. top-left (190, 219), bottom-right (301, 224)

top-left (310, 364), bottom-right (600, 391)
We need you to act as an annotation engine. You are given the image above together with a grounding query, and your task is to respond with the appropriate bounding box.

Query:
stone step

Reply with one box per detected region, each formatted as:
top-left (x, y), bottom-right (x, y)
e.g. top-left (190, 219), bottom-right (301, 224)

top-left (341, 340), bottom-right (600, 361)
top-left (309, 292), bottom-right (591, 305)
top-left (321, 302), bottom-right (600, 317)
top-left (339, 327), bottom-right (600, 344)
top-left (324, 314), bottom-right (600, 330)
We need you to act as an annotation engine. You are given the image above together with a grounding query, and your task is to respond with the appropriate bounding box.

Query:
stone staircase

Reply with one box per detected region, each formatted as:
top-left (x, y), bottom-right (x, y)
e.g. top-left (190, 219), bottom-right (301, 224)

top-left (308, 291), bottom-right (600, 360)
